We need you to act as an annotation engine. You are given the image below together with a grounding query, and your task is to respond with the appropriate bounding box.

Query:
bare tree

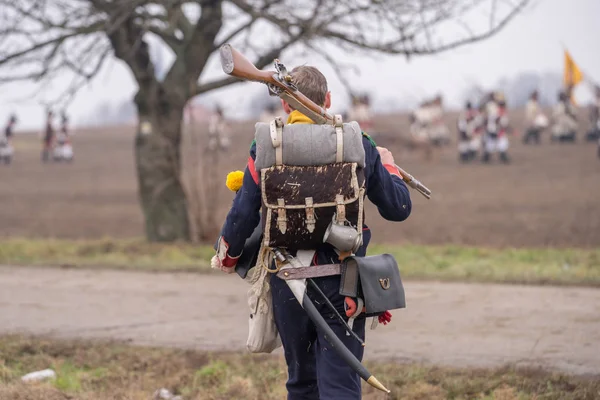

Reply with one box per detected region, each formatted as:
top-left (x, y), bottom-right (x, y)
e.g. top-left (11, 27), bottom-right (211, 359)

top-left (0, 0), bottom-right (528, 242)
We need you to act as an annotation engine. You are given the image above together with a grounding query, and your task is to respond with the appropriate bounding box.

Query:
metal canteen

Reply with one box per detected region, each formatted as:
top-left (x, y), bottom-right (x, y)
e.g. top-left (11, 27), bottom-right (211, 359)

top-left (323, 220), bottom-right (362, 253)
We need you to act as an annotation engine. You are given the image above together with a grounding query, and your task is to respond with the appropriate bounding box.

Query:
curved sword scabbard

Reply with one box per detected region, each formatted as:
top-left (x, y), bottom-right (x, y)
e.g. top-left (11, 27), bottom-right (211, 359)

top-left (277, 251), bottom-right (390, 394)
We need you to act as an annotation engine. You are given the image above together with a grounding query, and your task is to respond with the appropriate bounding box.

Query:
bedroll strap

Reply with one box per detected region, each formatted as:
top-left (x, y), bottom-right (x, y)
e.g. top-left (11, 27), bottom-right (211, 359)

top-left (270, 117), bottom-right (284, 165)
top-left (334, 114), bottom-right (344, 163)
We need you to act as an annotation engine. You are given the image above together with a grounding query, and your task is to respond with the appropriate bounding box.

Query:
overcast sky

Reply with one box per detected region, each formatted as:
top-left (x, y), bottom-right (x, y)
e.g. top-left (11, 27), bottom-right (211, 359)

top-left (1, 0), bottom-right (599, 130)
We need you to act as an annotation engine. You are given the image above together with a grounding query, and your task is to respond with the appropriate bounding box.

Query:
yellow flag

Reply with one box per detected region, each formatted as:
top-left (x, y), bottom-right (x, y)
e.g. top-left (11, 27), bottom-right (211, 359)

top-left (563, 50), bottom-right (583, 87)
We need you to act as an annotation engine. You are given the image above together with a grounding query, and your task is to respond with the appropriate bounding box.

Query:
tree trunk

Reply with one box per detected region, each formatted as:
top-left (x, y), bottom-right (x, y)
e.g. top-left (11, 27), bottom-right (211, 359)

top-left (134, 88), bottom-right (190, 242)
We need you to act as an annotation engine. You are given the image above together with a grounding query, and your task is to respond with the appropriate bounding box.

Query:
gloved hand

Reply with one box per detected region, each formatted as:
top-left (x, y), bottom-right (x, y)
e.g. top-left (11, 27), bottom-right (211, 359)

top-left (378, 310), bottom-right (392, 325)
top-left (212, 237), bottom-right (240, 274)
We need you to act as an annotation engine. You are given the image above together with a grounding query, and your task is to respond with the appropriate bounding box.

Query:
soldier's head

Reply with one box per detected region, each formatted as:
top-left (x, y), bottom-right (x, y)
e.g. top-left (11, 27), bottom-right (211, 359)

top-left (282, 66), bottom-right (330, 114)
top-left (531, 90), bottom-right (538, 101)
top-left (558, 90), bottom-right (567, 102)
top-left (465, 101), bottom-right (472, 110)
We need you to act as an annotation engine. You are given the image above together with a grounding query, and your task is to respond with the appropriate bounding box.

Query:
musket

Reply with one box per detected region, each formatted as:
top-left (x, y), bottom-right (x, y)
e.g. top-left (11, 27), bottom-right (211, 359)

top-left (219, 43), bottom-right (432, 200)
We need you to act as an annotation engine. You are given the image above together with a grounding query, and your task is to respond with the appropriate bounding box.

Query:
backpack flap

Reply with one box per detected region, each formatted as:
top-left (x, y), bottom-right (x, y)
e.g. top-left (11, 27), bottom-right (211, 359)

top-left (260, 163), bottom-right (364, 250)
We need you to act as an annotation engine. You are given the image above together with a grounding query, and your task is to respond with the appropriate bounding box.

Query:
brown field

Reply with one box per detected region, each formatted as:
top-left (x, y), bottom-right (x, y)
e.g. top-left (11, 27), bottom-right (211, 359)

top-left (1, 110), bottom-right (599, 247)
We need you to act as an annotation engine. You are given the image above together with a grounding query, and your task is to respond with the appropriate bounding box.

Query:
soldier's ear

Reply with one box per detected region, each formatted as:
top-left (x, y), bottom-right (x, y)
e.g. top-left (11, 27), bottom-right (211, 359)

top-left (282, 99), bottom-right (292, 114)
top-left (324, 91), bottom-right (331, 109)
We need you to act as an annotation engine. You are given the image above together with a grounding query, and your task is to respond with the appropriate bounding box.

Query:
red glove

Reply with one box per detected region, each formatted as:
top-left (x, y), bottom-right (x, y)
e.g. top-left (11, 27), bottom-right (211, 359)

top-left (378, 310), bottom-right (392, 325)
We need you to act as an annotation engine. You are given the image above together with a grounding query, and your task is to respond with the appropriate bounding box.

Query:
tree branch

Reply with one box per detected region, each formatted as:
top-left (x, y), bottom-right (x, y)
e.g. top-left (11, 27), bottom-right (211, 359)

top-left (0, 22), bottom-right (104, 67)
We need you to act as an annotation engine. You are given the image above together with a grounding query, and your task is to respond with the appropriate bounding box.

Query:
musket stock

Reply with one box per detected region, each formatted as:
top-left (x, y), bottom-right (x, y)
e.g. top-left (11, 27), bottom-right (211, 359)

top-left (220, 44), bottom-right (330, 124)
top-left (219, 43), bottom-right (432, 200)
top-left (220, 44), bottom-right (275, 84)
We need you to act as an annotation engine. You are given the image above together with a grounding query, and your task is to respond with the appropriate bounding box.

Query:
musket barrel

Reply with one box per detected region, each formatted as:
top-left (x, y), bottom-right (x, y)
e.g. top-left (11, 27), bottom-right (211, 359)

top-left (395, 164), bottom-right (432, 200)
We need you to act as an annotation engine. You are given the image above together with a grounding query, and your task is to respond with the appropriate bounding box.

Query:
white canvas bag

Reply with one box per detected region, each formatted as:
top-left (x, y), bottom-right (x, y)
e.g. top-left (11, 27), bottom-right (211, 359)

top-left (245, 263), bottom-right (281, 353)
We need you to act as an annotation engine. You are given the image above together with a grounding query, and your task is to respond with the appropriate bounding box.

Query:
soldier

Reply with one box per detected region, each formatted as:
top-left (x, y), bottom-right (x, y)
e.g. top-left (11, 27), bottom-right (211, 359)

top-left (53, 113), bottom-right (74, 162)
top-left (429, 95), bottom-right (450, 146)
top-left (551, 90), bottom-right (578, 143)
top-left (586, 85), bottom-right (600, 142)
top-left (212, 65), bottom-right (411, 399)
top-left (41, 110), bottom-right (55, 162)
top-left (4, 114), bottom-right (16, 140)
top-left (457, 101), bottom-right (479, 162)
top-left (207, 105), bottom-right (230, 151)
top-left (523, 90), bottom-right (548, 144)
top-left (348, 94), bottom-right (373, 133)
top-left (409, 99), bottom-right (434, 161)
top-left (482, 92), bottom-right (510, 163)
top-left (1, 114), bottom-right (17, 164)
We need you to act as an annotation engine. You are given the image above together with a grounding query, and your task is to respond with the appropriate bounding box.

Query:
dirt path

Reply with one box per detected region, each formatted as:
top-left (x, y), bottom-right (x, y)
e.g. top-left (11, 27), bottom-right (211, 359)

top-left (1, 266), bottom-right (599, 375)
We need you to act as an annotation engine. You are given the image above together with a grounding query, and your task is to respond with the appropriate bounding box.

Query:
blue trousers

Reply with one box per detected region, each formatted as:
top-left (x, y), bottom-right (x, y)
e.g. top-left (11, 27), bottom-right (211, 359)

top-left (270, 228), bottom-right (371, 400)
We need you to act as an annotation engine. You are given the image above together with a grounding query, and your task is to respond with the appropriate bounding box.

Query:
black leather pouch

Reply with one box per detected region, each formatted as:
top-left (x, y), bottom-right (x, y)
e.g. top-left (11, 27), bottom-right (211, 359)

top-left (339, 254), bottom-right (406, 317)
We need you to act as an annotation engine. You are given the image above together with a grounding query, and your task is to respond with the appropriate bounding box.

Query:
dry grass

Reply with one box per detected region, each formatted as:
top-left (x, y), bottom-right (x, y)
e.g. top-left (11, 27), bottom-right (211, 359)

top-left (1, 335), bottom-right (599, 400)
top-left (2, 113), bottom-right (600, 249)
top-left (0, 238), bottom-right (599, 286)
top-left (0, 237), bottom-right (214, 272)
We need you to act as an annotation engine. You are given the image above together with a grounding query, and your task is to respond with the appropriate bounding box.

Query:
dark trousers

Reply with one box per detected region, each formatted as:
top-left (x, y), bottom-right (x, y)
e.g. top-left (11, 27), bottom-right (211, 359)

top-left (523, 128), bottom-right (541, 144)
top-left (271, 274), bottom-right (366, 400)
top-left (271, 229), bottom-right (371, 400)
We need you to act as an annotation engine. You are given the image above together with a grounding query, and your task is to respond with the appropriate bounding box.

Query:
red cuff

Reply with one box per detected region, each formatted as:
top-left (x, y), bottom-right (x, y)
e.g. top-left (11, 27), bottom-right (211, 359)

top-left (217, 236), bottom-right (240, 268)
top-left (222, 254), bottom-right (239, 268)
top-left (384, 164), bottom-right (402, 179)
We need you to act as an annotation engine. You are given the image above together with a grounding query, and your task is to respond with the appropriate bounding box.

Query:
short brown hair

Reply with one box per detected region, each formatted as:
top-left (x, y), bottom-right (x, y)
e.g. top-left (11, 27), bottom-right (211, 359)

top-left (290, 66), bottom-right (328, 106)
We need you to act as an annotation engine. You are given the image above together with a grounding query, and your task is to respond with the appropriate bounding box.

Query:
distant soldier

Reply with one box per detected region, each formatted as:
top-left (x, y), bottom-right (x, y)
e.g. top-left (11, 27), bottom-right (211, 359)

top-left (409, 100), bottom-right (434, 161)
top-left (482, 92), bottom-right (510, 163)
top-left (348, 94), bottom-right (373, 132)
top-left (207, 105), bottom-right (230, 151)
top-left (1, 114), bottom-right (17, 164)
top-left (586, 85), bottom-right (600, 142)
top-left (4, 114), bottom-right (16, 140)
top-left (551, 90), bottom-right (578, 143)
top-left (457, 101), bottom-right (479, 162)
top-left (428, 95), bottom-right (450, 146)
top-left (523, 90), bottom-right (548, 144)
top-left (53, 113), bottom-right (74, 162)
top-left (42, 110), bottom-right (55, 162)
top-left (57, 113), bottom-right (69, 143)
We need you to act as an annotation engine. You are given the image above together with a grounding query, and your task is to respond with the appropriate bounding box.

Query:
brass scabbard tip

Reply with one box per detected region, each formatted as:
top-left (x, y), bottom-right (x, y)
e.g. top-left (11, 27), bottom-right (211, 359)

top-left (367, 375), bottom-right (390, 393)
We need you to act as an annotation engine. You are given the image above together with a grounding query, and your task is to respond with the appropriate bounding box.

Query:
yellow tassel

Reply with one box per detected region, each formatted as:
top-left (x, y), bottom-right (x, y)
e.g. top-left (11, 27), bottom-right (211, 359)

top-left (226, 170), bottom-right (244, 192)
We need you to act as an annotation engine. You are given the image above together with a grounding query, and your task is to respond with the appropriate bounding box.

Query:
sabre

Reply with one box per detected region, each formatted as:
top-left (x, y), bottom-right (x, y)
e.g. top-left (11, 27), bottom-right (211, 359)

top-left (272, 249), bottom-right (390, 394)
top-left (219, 43), bottom-right (433, 200)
